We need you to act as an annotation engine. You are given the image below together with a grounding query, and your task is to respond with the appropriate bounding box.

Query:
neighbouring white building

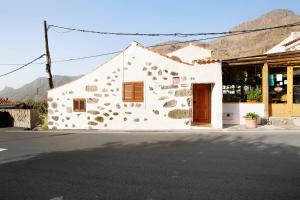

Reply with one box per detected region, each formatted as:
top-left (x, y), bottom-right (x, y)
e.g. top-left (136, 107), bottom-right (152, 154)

top-left (222, 32), bottom-right (300, 126)
top-left (167, 43), bottom-right (212, 64)
top-left (47, 42), bottom-right (223, 130)
top-left (266, 32), bottom-right (300, 54)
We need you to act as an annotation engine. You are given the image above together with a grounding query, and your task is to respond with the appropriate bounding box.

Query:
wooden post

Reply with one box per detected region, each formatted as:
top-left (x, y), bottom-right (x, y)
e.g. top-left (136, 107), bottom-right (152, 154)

top-left (44, 20), bottom-right (54, 89)
top-left (262, 63), bottom-right (269, 119)
top-left (287, 66), bottom-right (293, 115)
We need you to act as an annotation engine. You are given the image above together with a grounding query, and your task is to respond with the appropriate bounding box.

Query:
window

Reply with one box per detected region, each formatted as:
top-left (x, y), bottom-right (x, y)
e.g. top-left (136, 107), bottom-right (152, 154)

top-left (293, 68), bottom-right (300, 104)
top-left (73, 98), bottom-right (86, 112)
top-left (123, 82), bottom-right (144, 102)
top-left (172, 77), bottom-right (180, 85)
top-left (222, 66), bottom-right (262, 102)
top-left (269, 67), bottom-right (287, 104)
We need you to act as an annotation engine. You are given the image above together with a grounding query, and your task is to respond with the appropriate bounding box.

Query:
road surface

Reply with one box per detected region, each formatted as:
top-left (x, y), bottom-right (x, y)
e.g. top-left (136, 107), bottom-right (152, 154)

top-left (0, 128), bottom-right (300, 200)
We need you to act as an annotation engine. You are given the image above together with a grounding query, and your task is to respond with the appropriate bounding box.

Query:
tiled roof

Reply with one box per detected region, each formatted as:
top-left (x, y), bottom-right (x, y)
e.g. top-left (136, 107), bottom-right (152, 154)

top-left (195, 59), bottom-right (221, 64)
top-left (0, 98), bottom-right (26, 109)
top-left (283, 37), bottom-right (300, 47)
top-left (222, 49), bottom-right (300, 66)
top-left (0, 98), bottom-right (14, 105)
top-left (140, 44), bottom-right (193, 65)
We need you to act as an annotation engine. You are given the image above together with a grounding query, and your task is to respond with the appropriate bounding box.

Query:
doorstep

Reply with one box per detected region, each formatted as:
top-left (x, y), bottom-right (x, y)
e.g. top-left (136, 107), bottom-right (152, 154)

top-left (5, 125), bottom-right (300, 134)
top-left (223, 124), bottom-right (300, 132)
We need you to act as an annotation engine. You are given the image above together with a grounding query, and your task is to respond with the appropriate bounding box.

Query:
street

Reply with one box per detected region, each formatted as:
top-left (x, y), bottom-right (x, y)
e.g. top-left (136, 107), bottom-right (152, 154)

top-left (0, 128), bottom-right (300, 200)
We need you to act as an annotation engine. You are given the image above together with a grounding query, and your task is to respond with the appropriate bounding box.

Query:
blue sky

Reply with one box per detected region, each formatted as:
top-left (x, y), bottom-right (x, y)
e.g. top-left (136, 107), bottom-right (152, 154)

top-left (0, 0), bottom-right (299, 90)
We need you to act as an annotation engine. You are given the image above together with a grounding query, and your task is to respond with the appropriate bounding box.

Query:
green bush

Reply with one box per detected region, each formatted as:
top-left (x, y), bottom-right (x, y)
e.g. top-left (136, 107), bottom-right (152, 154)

top-left (25, 99), bottom-right (47, 115)
top-left (246, 88), bottom-right (261, 101)
top-left (25, 100), bottom-right (48, 128)
top-left (244, 112), bottom-right (259, 120)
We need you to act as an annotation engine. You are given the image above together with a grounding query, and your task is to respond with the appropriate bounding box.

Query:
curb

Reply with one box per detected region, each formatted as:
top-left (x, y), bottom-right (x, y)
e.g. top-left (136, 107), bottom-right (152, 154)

top-left (5, 127), bottom-right (300, 134)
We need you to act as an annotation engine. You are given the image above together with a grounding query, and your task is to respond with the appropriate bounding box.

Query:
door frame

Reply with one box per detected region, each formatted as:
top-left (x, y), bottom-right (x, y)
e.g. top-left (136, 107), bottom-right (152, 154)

top-left (192, 83), bottom-right (212, 125)
top-left (269, 66), bottom-right (300, 116)
top-left (292, 66), bottom-right (300, 116)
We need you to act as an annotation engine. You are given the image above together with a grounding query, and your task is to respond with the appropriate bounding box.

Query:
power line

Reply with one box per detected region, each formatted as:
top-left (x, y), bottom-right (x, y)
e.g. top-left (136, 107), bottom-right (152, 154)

top-left (0, 30), bottom-right (276, 66)
top-left (52, 51), bottom-right (120, 63)
top-left (147, 32), bottom-right (244, 48)
top-left (0, 54), bottom-right (45, 78)
top-left (2, 21), bottom-right (300, 66)
top-left (0, 62), bottom-right (44, 66)
top-left (51, 28), bottom-right (74, 34)
top-left (48, 21), bottom-right (300, 37)
top-left (0, 51), bottom-right (120, 66)
top-left (47, 30), bottom-right (260, 63)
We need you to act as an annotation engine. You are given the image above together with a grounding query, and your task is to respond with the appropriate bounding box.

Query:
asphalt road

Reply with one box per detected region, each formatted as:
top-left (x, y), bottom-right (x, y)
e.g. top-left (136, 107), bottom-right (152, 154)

top-left (0, 128), bottom-right (300, 200)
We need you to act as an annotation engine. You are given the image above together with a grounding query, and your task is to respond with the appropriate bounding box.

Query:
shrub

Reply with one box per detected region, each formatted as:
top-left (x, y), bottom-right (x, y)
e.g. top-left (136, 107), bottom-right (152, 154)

top-left (244, 112), bottom-right (259, 120)
top-left (25, 100), bottom-right (47, 115)
top-left (25, 100), bottom-right (48, 128)
top-left (246, 88), bottom-right (261, 101)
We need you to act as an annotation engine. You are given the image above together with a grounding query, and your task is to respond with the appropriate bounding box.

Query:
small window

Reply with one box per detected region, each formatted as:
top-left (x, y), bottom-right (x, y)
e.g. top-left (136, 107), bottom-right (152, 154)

top-left (172, 77), bottom-right (180, 85)
top-left (222, 66), bottom-right (262, 102)
top-left (73, 98), bottom-right (86, 112)
top-left (123, 82), bottom-right (144, 102)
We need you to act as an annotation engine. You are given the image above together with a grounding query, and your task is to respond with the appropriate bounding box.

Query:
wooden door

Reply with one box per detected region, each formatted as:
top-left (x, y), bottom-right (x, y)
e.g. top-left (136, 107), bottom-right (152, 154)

top-left (292, 66), bottom-right (300, 116)
top-left (193, 84), bottom-right (211, 124)
top-left (270, 66), bottom-right (300, 116)
top-left (269, 66), bottom-right (289, 116)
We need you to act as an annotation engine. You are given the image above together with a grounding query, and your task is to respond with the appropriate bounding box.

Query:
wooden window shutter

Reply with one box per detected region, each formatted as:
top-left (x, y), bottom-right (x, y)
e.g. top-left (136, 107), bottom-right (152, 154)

top-left (80, 100), bottom-right (86, 111)
top-left (134, 82), bottom-right (144, 101)
top-left (73, 99), bottom-right (79, 111)
top-left (73, 98), bottom-right (86, 112)
top-left (123, 83), bottom-right (134, 101)
top-left (123, 82), bottom-right (144, 102)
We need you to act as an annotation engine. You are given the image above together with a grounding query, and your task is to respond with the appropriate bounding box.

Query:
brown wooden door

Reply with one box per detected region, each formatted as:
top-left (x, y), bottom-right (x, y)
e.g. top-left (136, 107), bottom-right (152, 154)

top-left (193, 84), bottom-right (211, 124)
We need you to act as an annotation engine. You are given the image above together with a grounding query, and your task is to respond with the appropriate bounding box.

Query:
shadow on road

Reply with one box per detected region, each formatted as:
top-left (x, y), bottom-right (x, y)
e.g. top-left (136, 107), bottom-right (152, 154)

top-left (0, 133), bottom-right (300, 199)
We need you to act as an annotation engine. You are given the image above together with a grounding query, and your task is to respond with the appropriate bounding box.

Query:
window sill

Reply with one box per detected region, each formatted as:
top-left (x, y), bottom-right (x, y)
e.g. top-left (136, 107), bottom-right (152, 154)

top-left (223, 102), bottom-right (263, 104)
top-left (123, 100), bottom-right (144, 102)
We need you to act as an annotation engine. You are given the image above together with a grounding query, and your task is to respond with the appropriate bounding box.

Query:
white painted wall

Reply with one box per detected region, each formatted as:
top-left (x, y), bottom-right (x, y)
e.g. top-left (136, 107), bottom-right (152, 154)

top-left (48, 42), bottom-right (223, 130)
top-left (223, 103), bottom-right (264, 125)
top-left (266, 32), bottom-right (300, 54)
top-left (192, 64), bottom-right (223, 129)
top-left (167, 44), bottom-right (212, 64)
top-left (286, 40), bottom-right (300, 51)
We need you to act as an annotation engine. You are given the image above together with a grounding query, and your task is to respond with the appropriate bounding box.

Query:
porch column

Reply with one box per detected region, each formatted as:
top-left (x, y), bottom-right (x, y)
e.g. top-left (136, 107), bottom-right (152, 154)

top-left (262, 63), bottom-right (269, 119)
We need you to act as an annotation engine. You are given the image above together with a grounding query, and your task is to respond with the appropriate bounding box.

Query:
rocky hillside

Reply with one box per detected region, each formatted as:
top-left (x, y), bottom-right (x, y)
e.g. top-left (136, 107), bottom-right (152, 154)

top-left (0, 75), bottom-right (80, 101)
top-left (152, 9), bottom-right (300, 59)
top-left (2, 9), bottom-right (299, 101)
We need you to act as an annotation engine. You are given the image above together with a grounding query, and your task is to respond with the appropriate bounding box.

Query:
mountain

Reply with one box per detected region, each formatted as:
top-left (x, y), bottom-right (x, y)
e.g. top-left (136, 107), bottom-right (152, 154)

top-left (2, 9), bottom-right (300, 101)
top-left (0, 75), bottom-right (80, 101)
top-left (152, 9), bottom-right (300, 59)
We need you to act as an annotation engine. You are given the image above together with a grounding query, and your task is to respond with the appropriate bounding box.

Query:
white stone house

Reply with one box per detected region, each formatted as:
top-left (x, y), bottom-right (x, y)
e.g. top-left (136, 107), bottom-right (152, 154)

top-left (47, 42), bottom-right (223, 129)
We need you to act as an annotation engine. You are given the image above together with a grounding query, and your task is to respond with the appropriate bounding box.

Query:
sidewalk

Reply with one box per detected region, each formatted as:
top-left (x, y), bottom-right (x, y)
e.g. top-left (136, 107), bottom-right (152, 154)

top-left (223, 124), bottom-right (300, 132)
top-left (9, 124), bottom-right (300, 134)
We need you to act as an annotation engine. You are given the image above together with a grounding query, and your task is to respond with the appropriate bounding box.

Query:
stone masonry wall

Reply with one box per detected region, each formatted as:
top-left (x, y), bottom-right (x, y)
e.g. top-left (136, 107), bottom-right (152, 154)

top-left (47, 42), bottom-right (223, 129)
top-left (0, 109), bottom-right (38, 129)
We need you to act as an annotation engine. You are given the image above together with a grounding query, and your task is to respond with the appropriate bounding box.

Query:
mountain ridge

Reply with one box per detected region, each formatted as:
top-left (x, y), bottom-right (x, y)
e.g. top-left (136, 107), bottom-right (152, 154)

top-left (1, 9), bottom-right (300, 101)
top-left (152, 9), bottom-right (300, 59)
top-left (0, 75), bottom-right (80, 101)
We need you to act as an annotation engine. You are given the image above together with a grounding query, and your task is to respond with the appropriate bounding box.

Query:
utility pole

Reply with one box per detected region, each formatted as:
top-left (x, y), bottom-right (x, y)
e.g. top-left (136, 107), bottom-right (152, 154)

top-left (44, 20), bottom-right (54, 89)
